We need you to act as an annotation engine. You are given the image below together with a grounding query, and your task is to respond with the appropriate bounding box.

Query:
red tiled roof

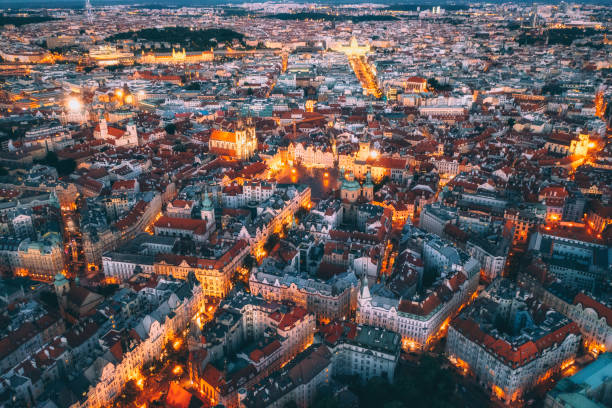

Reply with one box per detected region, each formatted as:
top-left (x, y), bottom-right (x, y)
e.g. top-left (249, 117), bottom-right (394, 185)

top-left (210, 129), bottom-right (236, 143)
top-left (573, 293), bottom-right (612, 326)
top-left (154, 216), bottom-right (207, 235)
top-left (452, 317), bottom-right (579, 368)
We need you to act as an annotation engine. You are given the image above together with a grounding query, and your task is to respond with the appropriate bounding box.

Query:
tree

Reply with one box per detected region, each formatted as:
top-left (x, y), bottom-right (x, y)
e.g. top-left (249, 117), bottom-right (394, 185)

top-left (172, 143), bottom-right (185, 153)
top-left (427, 77), bottom-right (452, 92)
top-left (541, 82), bottom-right (563, 96)
top-left (165, 123), bottom-right (177, 135)
top-left (185, 82), bottom-right (201, 91)
top-left (42, 151), bottom-right (59, 166)
top-left (56, 158), bottom-right (76, 176)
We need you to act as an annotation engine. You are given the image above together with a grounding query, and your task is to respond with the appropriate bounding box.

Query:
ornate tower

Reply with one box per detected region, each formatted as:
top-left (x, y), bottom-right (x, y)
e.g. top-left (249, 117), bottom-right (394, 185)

top-left (363, 171), bottom-right (374, 201)
top-left (201, 188), bottom-right (215, 232)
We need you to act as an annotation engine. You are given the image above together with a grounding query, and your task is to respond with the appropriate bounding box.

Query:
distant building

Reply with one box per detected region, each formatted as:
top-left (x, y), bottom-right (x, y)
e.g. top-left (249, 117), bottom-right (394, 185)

top-left (209, 118), bottom-right (257, 160)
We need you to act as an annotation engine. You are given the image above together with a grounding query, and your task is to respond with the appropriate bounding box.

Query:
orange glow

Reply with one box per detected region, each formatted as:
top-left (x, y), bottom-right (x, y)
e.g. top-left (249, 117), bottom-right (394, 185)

top-left (173, 365), bottom-right (183, 375)
top-left (588, 142), bottom-right (595, 148)
top-left (449, 355), bottom-right (470, 375)
top-left (561, 359), bottom-right (575, 371)
top-left (492, 385), bottom-right (505, 400)
top-left (585, 340), bottom-right (606, 356)
top-left (324, 172), bottom-right (329, 177)
top-left (402, 338), bottom-right (419, 351)
top-left (291, 168), bottom-right (296, 174)
top-left (173, 339), bottom-right (182, 350)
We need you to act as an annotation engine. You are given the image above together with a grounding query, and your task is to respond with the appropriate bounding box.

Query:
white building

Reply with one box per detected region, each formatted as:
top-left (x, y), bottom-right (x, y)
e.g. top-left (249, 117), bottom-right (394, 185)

top-left (446, 280), bottom-right (581, 404)
top-left (321, 322), bottom-right (400, 383)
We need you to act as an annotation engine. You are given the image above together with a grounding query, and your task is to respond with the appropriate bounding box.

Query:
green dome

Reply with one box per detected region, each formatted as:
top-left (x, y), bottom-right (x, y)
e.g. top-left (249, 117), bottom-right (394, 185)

top-left (54, 273), bottom-right (68, 287)
top-left (202, 187), bottom-right (214, 211)
top-left (202, 195), bottom-right (213, 211)
top-left (364, 172), bottom-right (374, 188)
top-left (342, 178), bottom-right (361, 192)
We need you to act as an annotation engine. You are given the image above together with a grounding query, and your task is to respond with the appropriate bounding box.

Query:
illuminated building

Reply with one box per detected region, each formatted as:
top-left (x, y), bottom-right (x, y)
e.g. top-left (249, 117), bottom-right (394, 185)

top-left (138, 48), bottom-right (213, 65)
top-left (586, 201), bottom-right (612, 234)
top-left (289, 142), bottom-right (335, 169)
top-left (93, 116), bottom-right (138, 147)
top-left (340, 170), bottom-right (373, 203)
top-left (243, 184), bottom-right (311, 260)
top-left (249, 268), bottom-right (359, 322)
top-left (333, 37), bottom-right (370, 56)
top-left (446, 279), bottom-right (581, 404)
top-left (165, 199), bottom-right (195, 219)
top-left (570, 293), bottom-right (612, 355)
top-left (88, 45), bottom-right (134, 66)
top-left (357, 227), bottom-right (480, 350)
top-left (16, 232), bottom-right (64, 281)
top-left (76, 275), bottom-right (203, 408)
top-left (505, 206), bottom-right (545, 246)
top-left (545, 131), bottom-right (590, 157)
top-left (155, 239), bottom-right (249, 298)
top-left (209, 118), bottom-right (257, 160)
top-left (404, 76), bottom-right (428, 93)
top-left (192, 293), bottom-right (316, 408)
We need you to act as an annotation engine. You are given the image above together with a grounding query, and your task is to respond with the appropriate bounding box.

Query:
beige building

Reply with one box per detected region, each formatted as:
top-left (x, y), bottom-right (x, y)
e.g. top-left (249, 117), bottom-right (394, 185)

top-left (17, 232), bottom-right (65, 281)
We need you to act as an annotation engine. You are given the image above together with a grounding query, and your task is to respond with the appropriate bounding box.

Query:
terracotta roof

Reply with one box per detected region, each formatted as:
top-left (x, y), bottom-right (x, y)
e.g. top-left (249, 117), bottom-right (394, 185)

top-left (154, 216), bottom-right (207, 235)
top-left (573, 293), bottom-right (612, 326)
top-left (210, 129), bottom-right (236, 143)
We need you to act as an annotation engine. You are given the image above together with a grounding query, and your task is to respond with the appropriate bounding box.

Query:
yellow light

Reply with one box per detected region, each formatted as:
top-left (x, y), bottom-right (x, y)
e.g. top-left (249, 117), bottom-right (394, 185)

top-left (173, 339), bottom-right (182, 350)
top-left (588, 142), bottom-right (595, 148)
top-left (116, 89), bottom-right (124, 98)
top-left (324, 172), bottom-right (329, 177)
top-left (67, 98), bottom-right (82, 112)
top-left (173, 365), bottom-right (183, 375)
top-left (370, 150), bottom-right (379, 159)
top-left (291, 168), bottom-right (296, 174)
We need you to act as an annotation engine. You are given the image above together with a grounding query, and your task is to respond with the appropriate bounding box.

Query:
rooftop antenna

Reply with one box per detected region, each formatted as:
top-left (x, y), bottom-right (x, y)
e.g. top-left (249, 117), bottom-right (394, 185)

top-left (85, 0), bottom-right (93, 24)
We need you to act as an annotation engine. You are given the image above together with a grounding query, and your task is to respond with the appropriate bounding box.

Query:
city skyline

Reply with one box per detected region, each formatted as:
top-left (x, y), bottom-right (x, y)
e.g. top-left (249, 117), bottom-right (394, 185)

top-left (0, 1), bottom-right (610, 408)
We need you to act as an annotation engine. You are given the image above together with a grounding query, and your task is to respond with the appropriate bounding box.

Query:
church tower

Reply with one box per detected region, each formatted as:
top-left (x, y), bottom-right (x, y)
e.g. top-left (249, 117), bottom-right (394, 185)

top-left (200, 188), bottom-right (215, 232)
top-left (99, 115), bottom-right (108, 139)
top-left (126, 119), bottom-right (138, 146)
top-left (363, 171), bottom-right (374, 201)
top-left (54, 272), bottom-right (70, 311)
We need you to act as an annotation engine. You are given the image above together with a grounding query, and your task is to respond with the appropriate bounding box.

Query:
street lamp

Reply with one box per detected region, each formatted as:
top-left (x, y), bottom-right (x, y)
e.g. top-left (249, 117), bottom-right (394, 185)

top-left (67, 97), bottom-right (82, 112)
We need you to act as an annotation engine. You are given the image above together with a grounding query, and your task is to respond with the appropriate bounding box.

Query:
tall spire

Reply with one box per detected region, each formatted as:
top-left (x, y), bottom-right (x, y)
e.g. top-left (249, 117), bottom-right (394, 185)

top-left (85, 0), bottom-right (93, 24)
top-left (359, 273), bottom-right (371, 301)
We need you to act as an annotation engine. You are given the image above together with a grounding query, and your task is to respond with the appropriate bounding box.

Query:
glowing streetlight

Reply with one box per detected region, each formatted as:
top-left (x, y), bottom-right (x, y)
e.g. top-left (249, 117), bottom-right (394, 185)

top-left (67, 98), bottom-right (82, 112)
top-left (370, 150), bottom-right (379, 159)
